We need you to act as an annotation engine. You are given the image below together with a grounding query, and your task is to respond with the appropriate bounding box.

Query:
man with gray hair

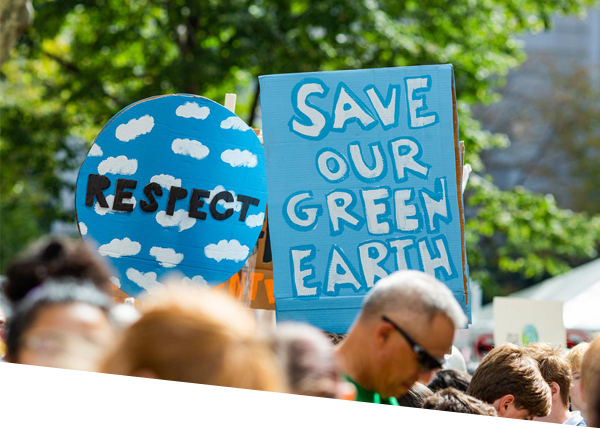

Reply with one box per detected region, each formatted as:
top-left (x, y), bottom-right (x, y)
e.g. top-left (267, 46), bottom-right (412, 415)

top-left (334, 270), bottom-right (467, 405)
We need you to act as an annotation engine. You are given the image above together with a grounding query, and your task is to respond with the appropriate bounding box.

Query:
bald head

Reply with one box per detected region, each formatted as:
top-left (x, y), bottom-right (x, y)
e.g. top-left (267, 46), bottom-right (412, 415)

top-left (359, 270), bottom-right (467, 329)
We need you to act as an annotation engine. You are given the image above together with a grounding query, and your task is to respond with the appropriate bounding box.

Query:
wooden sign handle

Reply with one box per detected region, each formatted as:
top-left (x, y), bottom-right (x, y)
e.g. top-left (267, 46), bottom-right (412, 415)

top-left (224, 93), bottom-right (237, 113)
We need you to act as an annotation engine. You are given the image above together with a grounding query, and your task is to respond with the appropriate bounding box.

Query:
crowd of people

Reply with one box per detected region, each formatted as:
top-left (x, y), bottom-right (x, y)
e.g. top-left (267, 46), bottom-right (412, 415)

top-left (0, 236), bottom-right (599, 426)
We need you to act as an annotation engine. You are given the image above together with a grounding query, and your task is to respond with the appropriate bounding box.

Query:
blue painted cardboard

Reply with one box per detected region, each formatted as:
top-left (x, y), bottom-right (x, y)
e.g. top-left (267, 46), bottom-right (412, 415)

top-left (259, 65), bottom-right (469, 333)
top-left (75, 94), bottom-right (267, 298)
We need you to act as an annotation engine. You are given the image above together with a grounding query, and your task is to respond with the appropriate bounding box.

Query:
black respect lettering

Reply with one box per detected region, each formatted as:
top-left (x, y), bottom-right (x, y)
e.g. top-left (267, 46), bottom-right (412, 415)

top-left (84, 174), bottom-right (260, 222)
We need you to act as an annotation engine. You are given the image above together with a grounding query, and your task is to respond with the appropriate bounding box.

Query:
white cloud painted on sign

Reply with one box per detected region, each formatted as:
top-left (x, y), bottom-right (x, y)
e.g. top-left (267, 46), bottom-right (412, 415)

top-left (171, 138), bottom-right (210, 160)
top-left (126, 268), bottom-right (165, 295)
top-left (205, 185), bottom-right (242, 213)
top-left (98, 237), bottom-right (141, 258)
top-left (182, 275), bottom-right (209, 289)
top-left (245, 212), bottom-right (265, 228)
top-left (176, 102), bottom-right (210, 120)
top-left (220, 116), bottom-right (251, 132)
top-left (98, 156), bottom-right (138, 175)
top-left (221, 149), bottom-right (258, 168)
top-left (150, 174), bottom-right (182, 190)
top-left (115, 115), bottom-right (154, 142)
top-left (204, 239), bottom-right (249, 263)
top-left (78, 222), bottom-right (88, 236)
top-left (109, 276), bottom-right (121, 288)
top-left (149, 247), bottom-right (184, 268)
top-left (155, 209), bottom-right (196, 232)
top-left (94, 194), bottom-right (137, 215)
top-left (88, 144), bottom-right (103, 157)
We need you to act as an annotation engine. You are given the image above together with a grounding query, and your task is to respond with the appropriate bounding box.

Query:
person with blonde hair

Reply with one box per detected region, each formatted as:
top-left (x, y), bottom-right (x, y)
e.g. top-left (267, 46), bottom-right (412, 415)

top-left (524, 342), bottom-right (585, 425)
top-left (580, 337), bottom-right (600, 428)
top-left (567, 342), bottom-right (590, 421)
top-left (99, 285), bottom-right (285, 392)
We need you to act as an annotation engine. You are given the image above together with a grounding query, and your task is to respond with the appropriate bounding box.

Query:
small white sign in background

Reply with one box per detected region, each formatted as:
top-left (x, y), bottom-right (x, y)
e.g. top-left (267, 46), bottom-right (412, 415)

top-left (494, 297), bottom-right (566, 348)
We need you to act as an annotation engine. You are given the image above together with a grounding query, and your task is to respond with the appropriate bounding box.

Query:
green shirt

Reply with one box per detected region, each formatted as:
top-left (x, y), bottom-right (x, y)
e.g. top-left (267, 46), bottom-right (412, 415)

top-left (346, 376), bottom-right (411, 429)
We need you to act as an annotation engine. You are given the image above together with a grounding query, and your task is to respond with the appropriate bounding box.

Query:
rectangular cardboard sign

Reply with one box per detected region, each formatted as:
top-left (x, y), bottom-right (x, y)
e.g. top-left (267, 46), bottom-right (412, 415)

top-left (259, 65), bottom-right (469, 332)
top-left (493, 297), bottom-right (566, 348)
top-left (212, 213), bottom-right (274, 310)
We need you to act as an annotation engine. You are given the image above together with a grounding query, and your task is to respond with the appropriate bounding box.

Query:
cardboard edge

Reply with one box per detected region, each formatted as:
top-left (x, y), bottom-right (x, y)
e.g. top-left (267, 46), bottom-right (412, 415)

top-left (450, 68), bottom-right (470, 323)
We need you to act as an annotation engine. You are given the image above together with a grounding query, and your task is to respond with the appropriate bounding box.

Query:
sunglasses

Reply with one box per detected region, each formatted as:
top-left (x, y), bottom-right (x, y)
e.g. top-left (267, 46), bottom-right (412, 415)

top-left (381, 315), bottom-right (445, 371)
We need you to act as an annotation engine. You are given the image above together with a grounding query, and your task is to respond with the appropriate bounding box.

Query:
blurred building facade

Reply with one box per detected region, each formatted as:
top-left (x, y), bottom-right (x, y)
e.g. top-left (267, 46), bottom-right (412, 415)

top-left (476, 7), bottom-right (600, 212)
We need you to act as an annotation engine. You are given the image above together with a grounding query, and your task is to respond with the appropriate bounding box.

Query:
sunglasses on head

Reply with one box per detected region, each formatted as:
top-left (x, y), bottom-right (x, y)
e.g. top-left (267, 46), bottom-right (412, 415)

top-left (381, 315), bottom-right (445, 371)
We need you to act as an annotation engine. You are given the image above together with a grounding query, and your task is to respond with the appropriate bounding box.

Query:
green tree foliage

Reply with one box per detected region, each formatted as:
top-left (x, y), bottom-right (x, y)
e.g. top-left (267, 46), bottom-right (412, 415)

top-left (465, 176), bottom-right (600, 297)
top-left (1, 0), bottom-right (599, 300)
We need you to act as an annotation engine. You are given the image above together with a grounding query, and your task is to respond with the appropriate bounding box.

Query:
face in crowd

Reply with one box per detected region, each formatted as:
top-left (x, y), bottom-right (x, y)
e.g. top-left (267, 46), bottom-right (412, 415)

top-left (335, 270), bottom-right (467, 399)
top-left (5, 283), bottom-right (117, 372)
top-left (99, 286), bottom-right (286, 392)
top-left (467, 343), bottom-right (552, 420)
top-left (374, 312), bottom-right (455, 398)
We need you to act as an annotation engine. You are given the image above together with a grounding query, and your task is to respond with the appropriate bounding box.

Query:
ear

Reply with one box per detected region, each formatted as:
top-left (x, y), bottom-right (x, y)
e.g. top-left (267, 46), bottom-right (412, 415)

top-left (549, 381), bottom-right (560, 402)
top-left (495, 394), bottom-right (515, 416)
top-left (375, 319), bottom-right (395, 348)
top-left (580, 380), bottom-right (587, 403)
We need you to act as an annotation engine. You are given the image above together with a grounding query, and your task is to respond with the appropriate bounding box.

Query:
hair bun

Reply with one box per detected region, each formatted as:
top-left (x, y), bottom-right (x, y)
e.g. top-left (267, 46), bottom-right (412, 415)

top-left (41, 240), bottom-right (64, 261)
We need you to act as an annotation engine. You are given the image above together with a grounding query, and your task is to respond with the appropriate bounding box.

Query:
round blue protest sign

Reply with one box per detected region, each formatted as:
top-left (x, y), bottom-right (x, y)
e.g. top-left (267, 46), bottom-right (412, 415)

top-left (75, 94), bottom-right (267, 298)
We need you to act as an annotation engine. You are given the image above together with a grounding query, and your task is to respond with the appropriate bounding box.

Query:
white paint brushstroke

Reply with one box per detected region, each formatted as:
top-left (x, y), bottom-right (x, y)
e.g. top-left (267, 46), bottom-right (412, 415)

top-left (149, 247), bottom-right (184, 268)
top-left (88, 144), bottom-right (103, 157)
top-left (150, 174), bottom-right (182, 190)
top-left (206, 185), bottom-right (242, 213)
top-left (221, 149), bottom-right (258, 168)
top-left (98, 237), bottom-right (141, 258)
top-left (79, 222), bottom-right (88, 236)
top-left (182, 275), bottom-right (209, 289)
top-left (204, 239), bottom-right (249, 263)
top-left (245, 212), bottom-right (265, 228)
top-left (98, 155), bottom-right (138, 175)
top-left (176, 102), bottom-right (210, 120)
top-left (126, 268), bottom-right (165, 295)
top-left (94, 195), bottom-right (137, 215)
top-left (171, 138), bottom-right (210, 160)
top-left (220, 116), bottom-right (251, 132)
top-left (115, 115), bottom-right (154, 142)
top-left (155, 209), bottom-right (196, 232)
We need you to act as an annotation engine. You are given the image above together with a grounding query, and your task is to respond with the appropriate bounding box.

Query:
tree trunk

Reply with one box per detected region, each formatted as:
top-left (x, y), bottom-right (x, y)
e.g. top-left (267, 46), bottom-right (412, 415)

top-left (0, 0), bottom-right (33, 65)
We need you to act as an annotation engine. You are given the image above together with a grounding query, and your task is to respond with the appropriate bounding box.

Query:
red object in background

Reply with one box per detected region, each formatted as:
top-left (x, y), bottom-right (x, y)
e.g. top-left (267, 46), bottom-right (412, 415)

top-left (474, 329), bottom-right (593, 361)
top-left (567, 329), bottom-right (592, 349)
top-left (474, 334), bottom-right (494, 360)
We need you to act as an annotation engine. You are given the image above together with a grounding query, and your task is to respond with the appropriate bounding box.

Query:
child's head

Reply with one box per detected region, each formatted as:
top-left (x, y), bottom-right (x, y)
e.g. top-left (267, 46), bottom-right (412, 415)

top-left (417, 388), bottom-right (498, 429)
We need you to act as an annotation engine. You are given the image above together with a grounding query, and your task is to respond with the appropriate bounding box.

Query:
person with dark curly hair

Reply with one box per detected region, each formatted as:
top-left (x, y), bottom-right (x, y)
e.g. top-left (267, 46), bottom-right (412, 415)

top-left (397, 382), bottom-right (433, 408)
top-left (2, 236), bottom-right (113, 306)
top-left (0, 237), bottom-right (117, 415)
top-left (417, 388), bottom-right (498, 429)
top-left (427, 369), bottom-right (472, 393)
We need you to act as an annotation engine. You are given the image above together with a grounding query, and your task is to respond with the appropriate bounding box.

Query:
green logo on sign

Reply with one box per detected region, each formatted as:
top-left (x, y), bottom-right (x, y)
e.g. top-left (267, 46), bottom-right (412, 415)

top-left (522, 324), bottom-right (539, 346)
